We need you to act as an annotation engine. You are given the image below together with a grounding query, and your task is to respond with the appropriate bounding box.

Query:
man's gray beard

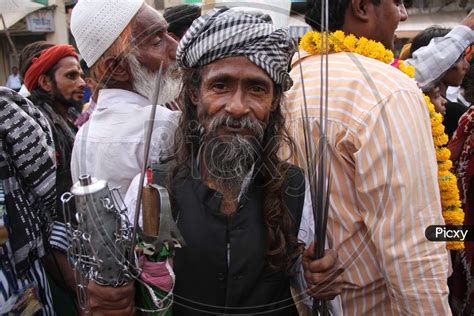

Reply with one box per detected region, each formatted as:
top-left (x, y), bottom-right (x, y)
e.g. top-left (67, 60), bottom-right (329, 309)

top-left (127, 53), bottom-right (182, 104)
top-left (201, 116), bottom-right (265, 194)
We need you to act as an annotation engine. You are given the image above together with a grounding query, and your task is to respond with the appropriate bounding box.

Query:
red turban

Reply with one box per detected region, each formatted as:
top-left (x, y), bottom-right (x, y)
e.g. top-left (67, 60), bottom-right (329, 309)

top-left (24, 44), bottom-right (79, 92)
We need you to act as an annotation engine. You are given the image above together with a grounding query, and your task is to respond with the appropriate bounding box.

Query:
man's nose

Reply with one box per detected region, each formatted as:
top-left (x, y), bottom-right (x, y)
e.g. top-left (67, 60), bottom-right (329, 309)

top-left (400, 4), bottom-right (408, 22)
top-left (166, 33), bottom-right (178, 60)
top-left (225, 91), bottom-right (249, 118)
top-left (78, 76), bottom-right (86, 88)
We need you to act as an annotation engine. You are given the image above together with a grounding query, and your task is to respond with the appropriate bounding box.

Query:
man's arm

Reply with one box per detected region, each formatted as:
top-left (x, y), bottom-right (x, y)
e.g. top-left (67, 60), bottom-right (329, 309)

top-left (405, 10), bottom-right (474, 89)
top-left (354, 89), bottom-right (450, 314)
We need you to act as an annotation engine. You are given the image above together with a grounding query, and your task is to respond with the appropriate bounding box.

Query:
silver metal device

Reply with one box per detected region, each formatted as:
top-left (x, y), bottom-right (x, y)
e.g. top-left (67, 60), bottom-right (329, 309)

top-left (61, 175), bottom-right (136, 310)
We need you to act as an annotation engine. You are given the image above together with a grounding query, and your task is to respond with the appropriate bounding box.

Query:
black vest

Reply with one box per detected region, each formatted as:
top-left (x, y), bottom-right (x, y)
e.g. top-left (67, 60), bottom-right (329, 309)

top-left (171, 165), bottom-right (305, 315)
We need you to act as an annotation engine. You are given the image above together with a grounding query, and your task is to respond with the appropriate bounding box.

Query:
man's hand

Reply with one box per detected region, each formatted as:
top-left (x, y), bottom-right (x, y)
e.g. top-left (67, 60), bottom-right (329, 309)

top-left (85, 281), bottom-right (135, 316)
top-left (461, 10), bottom-right (474, 30)
top-left (302, 241), bottom-right (344, 300)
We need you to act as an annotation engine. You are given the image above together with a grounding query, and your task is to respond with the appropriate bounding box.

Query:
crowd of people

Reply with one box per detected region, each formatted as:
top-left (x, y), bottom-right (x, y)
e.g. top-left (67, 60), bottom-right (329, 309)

top-left (1, 0), bottom-right (473, 315)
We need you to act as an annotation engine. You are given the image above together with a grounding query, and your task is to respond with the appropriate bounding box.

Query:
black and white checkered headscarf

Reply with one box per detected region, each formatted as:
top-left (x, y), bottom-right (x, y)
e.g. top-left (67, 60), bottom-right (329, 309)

top-left (176, 8), bottom-right (295, 91)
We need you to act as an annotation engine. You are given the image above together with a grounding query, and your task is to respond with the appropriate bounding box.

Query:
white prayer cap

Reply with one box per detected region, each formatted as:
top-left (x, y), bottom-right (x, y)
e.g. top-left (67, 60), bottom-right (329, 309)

top-left (71, 0), bottom-right (145, 67)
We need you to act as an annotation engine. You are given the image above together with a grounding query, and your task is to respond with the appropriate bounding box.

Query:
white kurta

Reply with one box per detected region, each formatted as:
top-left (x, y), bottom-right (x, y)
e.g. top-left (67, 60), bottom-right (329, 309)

top-left (71, 88), bottom-right (180, 197)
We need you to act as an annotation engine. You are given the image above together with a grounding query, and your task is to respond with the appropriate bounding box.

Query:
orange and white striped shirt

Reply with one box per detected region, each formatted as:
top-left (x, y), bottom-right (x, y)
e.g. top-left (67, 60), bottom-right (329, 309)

top-left (286, 51), bottom-right (451, 315)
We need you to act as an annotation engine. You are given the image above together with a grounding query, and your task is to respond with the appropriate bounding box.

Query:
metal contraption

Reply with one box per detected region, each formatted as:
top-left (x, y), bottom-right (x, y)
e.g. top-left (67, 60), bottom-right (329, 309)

top-left (61, 68), bottom-right (185, 314)
top-left (61, 175), bottom-right (136, 310)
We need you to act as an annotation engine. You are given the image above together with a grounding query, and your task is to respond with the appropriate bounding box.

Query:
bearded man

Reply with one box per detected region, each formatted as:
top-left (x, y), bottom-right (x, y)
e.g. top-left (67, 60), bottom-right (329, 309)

top-left (20, 42), bottom-right (85, 216)
top-left (70, 0), bottom-right (182, 198)
top-left (67, 0), bottom-right (183, 313)
top-left (285, 0), bottom-right (451, 314)
top-left (170, 8), bottom-right (343, 315)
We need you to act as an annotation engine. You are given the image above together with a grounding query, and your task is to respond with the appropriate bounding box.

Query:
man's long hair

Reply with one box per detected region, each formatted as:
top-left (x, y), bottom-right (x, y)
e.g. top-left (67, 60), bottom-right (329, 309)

top-left (173, 67), bottom-right (303, 272)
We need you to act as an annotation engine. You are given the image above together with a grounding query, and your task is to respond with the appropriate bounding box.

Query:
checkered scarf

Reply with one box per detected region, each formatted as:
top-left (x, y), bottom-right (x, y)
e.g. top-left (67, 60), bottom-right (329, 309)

top-left (176, 8), bottom-right (295, 91)
top-left (0, 88), bottom-right (56, 277)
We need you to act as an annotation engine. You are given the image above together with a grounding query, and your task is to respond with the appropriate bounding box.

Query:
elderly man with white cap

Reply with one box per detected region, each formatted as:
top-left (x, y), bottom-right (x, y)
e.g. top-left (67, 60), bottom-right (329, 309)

top-left (70, 0), bottom-right (181, 199)
top-left (67, 0), bottom-right (181, 314)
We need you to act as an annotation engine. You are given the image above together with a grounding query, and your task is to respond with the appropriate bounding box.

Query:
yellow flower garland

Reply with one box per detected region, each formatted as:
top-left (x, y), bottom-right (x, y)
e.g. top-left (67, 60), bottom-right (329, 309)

top-left (300, 31), bottom-right (465, 250)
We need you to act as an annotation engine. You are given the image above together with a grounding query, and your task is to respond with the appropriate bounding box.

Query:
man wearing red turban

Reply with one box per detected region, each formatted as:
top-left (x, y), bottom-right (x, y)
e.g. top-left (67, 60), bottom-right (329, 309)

top-left (20, 40), bottom-right (85, 211)
top-left (20, 41), bottom-right (85, 216)
top-left (18, 42), bottom-right (85, 314)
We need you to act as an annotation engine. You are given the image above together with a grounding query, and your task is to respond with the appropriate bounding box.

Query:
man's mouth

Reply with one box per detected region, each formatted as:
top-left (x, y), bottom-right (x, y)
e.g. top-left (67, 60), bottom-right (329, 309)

top-left (74, 90), bottom-right (84, 98)
top-left (221, 125), bottom-right (250, 133)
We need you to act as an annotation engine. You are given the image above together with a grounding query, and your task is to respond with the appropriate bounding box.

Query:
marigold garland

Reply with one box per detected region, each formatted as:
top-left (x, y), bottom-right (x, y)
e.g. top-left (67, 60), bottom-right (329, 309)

top-left (300, 31), bottom-right (465, 250)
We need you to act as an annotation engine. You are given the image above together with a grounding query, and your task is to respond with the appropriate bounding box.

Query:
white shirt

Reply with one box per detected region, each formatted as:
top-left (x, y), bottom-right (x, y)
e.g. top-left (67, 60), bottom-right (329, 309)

top-left (71, 88), bottom-right (180, 197)
top-left (6, 74), bottom-right (21, 90)
top-left (447, 86), bottom-right (461, 102)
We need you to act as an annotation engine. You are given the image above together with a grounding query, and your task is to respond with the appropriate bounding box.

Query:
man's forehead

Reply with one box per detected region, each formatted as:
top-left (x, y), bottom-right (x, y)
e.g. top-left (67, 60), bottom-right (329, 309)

top-left (203, 57), bottom-right (273, 83)
top-left (56, 56), bottom-right (81, 71)
top-left (133, 6), bottom-right (168, 38)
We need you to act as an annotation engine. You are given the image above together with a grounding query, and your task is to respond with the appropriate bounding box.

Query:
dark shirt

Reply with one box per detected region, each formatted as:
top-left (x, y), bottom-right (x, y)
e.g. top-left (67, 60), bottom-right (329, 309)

top-left (444, 100), bottom-right (468, 140)
top-left (171, 165), bottom-right (305, 315)
top-left (35, 102), bottom-right (78, 222)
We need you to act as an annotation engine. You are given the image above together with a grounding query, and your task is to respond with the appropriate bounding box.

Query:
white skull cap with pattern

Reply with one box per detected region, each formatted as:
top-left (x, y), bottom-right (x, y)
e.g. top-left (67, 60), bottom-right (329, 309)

top-left (71, 0), bottom-right (145, 67)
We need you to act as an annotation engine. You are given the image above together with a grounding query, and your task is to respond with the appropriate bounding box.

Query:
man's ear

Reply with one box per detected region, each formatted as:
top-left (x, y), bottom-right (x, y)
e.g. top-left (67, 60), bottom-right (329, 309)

top-left (37, 74), bottom-right (53, 92)
top-left (271, 95), bottom-right (280, 112)
top-left (189, 88), bottom-right (200, 106)
top-left (350, 0), bottom-right (372, 23)
top-left (104, 56), bottom-right (130, 82)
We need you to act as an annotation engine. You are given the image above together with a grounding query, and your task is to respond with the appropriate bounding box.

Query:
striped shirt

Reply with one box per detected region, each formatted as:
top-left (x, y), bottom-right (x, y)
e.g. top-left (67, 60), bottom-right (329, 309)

top-left (0, 88), bottom-right (69, 315)
top-left (285, 51), bottom-right (451, 315)
top-left (0, 212), bottom-right (54, 316)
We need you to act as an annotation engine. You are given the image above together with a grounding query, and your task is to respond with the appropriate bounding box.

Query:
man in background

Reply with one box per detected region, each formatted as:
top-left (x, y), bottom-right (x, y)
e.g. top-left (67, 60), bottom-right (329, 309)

top-left (70, 0), bottom-right (182, 198)
top-left (20, 41), bottom-right (85, 219)
top-left (5, 66), bottom-right (21, 92)
top-left (406, 10), bottom-right (474, 91)
top-left (286, 0), bottom-right (451, 313)
top-left (69, 0), bottom-right (182, 313)
top-left (163, 4), bottom-right (201, 40)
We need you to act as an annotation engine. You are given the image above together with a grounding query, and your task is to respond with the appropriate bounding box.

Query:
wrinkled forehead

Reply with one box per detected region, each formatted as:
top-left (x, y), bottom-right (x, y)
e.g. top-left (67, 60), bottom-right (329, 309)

top-left (132, 5), bottom-right (168, 42)
top-left (202, 56), bottom-right (273, 84)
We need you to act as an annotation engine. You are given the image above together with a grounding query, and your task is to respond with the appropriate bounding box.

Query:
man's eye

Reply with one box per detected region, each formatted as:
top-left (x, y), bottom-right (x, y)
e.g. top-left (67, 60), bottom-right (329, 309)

top-left (250, 86), bottom-right (265, 93)
top-left (152, 37), bottom-right (162, 47)
top-left (212, 83), bottom-right (226, 91)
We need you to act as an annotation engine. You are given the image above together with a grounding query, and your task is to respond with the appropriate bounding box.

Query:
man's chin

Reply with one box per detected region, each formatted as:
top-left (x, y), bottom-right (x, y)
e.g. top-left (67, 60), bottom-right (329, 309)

top-left (59, 98), bottom-right (83, 111)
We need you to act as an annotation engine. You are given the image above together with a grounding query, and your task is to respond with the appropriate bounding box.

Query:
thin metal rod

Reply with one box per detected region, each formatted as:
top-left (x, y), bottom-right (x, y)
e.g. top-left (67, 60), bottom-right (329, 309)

top-left (129, 61), bottom-right (164, 260)
top-left (313, 0), bottom-right (331, 314)
top-left (296, 47), bottom-right (315, 196)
